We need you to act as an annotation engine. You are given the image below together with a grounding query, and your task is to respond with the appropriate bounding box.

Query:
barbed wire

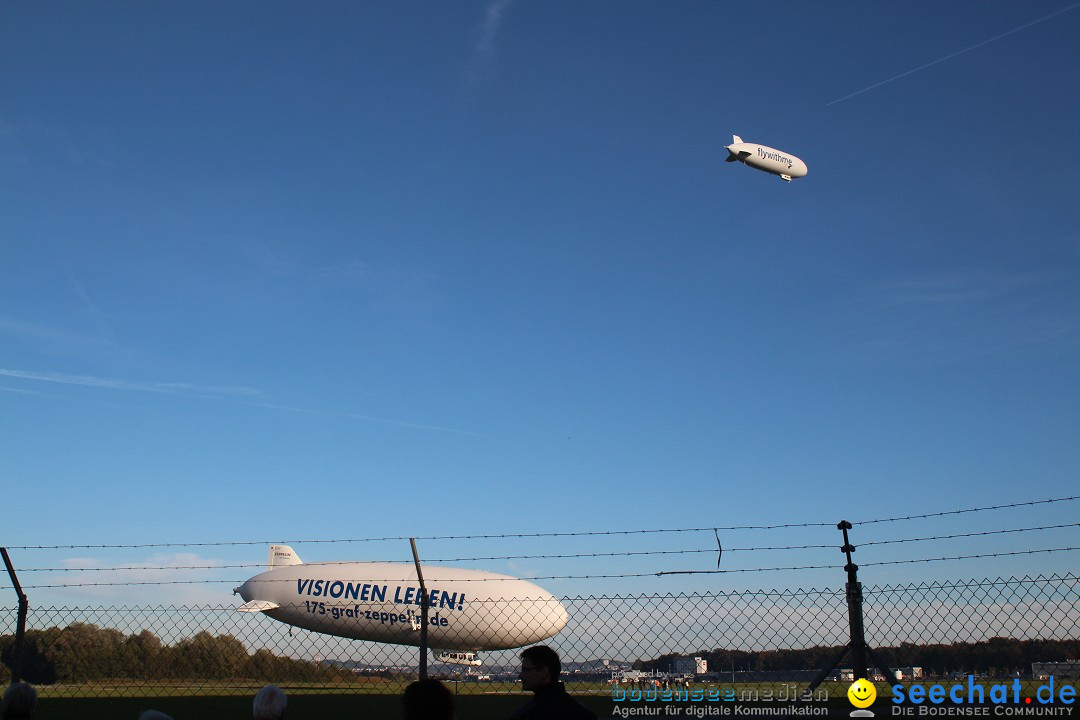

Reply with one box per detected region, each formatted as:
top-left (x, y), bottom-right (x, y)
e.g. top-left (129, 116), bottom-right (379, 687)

top-left (856, 495), bottom-right (1079, 525)
top-left (7, 494), bottom-right (1075, 551)
top-left (657, 546), bottom-right (1080, 576)
top-left (860, 521), bottom-right (1079, 547)
top-left (863, 546), bottom-right (1080, 567)
top-left (4, 573), bottom-right (1077, 603)
top-left (14, 548), bottom-right (720, 573)
top-left (2, 524), bottom-right (816, 552)
top-left (860, 572), bottom-right (1080, 592)
top-left (12, 521), bottom-right (1077, 574)
top-left (12, 546), bottom-right (1078, 588)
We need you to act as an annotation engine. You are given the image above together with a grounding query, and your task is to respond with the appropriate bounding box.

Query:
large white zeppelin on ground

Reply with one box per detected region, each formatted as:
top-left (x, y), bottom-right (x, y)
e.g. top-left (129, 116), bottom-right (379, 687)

top-left (725, 134), bottom-right (808, 181)
top-left (234, 545), bottom-right (568, 654)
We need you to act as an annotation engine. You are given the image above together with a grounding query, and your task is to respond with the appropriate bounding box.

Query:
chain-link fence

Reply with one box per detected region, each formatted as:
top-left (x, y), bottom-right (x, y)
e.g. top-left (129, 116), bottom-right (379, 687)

top-left (2, 574), bottom-right (1077, 698)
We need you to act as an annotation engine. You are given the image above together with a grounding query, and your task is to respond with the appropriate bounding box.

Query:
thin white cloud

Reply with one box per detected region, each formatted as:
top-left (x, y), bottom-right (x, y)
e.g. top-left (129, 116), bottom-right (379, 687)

top-left (1, 386), bottom-right (42, 395)
top-left (0, 368), bottom-right (475, 435)
top-left (463, 0), bottom-right (515, 90)
top-left (243, 244), bottom-right (439, 314)
top-left (309, 259), bottom-right (372, 286)
top-left (0, 118), bottom-right (115, 169)
top-left (842, 269), bottom-right (1079, 365)
top-left (72, 279), bottom-right (118, 345)
top-left (475, 0), bottom-right (513, 63)
top-left (877, 270), bottom-right (1041, 308)
top-left (2, 362), bottom-right (477, 435)
top-left (243, 400), bottom-right (481, 437)
top-left (0, 314), bottom-right (128, 359)
top-left (0, 368), bottom-right (263, 398)
top-left (32, 553), bottom-right (231, 605)
top-left (827, 3), bottom-right (1080, 106)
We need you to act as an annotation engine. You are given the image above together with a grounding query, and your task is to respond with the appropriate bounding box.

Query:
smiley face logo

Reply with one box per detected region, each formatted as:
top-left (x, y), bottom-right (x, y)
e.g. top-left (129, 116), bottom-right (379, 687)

top-left (848, 678), bottom-right (876, 708)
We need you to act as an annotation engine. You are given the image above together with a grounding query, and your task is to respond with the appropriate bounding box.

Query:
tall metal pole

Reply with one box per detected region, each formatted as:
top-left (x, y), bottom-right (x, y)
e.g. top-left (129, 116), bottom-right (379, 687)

top-left (838, 521), bottom-right (868, 680)
top-left (800, 521), bottom-right (894, 699)
top-left (409, 538), bottom-right (429, 681)
top-left (1, 548), bottom-right (28, 684)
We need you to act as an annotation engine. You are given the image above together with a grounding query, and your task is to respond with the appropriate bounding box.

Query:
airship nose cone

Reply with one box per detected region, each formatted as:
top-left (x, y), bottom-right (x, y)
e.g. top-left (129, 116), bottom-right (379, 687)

top-left (537, 597), bottom-right (569, 638)
top-left (235, 580), bottom-right (254, 602)
top-left (553, 601), bottom-right (569, 632)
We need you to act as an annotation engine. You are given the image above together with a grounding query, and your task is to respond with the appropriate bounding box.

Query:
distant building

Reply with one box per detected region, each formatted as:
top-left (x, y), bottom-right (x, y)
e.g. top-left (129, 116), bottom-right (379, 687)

top-left (612, 670), bottom-right (666, 685)
top-left (828, 668), bottom-right (920, 682)
top-left (1032, 662), bottom-right (1080, 680)
top-left (672, 656), bottom-right (708, 675)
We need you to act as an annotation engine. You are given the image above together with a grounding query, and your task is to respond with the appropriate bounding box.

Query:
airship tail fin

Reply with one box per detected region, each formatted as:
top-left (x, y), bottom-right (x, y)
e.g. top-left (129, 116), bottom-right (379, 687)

top-left (732, 134), bottom-right (743, 144)
top-left (268, 544), bottom-right (303, 568)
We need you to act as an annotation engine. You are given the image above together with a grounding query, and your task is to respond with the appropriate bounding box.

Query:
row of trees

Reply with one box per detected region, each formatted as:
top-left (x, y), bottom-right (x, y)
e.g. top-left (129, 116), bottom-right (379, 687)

top-left (644, 638), bottom-right (1080, 678)
top-left (0, 623), bottom-right (344, 685)
top-left (5, 623), bottom-right (1077, 685)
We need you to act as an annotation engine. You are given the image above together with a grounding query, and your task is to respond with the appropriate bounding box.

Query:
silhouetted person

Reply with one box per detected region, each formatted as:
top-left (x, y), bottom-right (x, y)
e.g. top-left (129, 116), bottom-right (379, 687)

top-left (1, 683), bottom-right (37, 720)
top-left (253, 684), bottom-right (287, 720)
top-left (511, 645), bottom-right (596, 720)
top-left (403, 679), bottom-right (455, 720)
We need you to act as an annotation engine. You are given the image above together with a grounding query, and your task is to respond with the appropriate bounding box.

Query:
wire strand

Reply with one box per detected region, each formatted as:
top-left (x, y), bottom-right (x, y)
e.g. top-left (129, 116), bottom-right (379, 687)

top-left (855, 495), bottom-right (1079, 525)
top-left (10, 495), bottom-right (1077, 551)
top-left (14, 546), bottom-right (1078, 588)
top-left (14, 520), bottom-right (1078, 572)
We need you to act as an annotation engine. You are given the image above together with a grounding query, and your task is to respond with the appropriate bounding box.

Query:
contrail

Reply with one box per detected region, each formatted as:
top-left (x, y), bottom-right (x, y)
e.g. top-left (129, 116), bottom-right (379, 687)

top-left (72, 279), bottom-right (117, 344)
top-left (243, 400), bottom-right (481, 436)
top-left (0, 368), bottom-right (262, 397)
top-left (1, 368), bottom-right (474, 435)
top-left (826, 3), bottom-right (1080, 106)
top-left (463, 0), bottom-right (514, 91)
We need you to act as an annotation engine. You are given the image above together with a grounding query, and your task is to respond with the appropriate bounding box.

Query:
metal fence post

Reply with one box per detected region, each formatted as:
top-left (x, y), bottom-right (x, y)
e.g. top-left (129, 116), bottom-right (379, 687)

top-left (1, 548), bottom-right (28, 684)
top-left (801, 521), bottom-right (895, 697)
top-left (839, 521), bottom-right (869, 680)
top-left (410, 538), bottom-right (429, 681)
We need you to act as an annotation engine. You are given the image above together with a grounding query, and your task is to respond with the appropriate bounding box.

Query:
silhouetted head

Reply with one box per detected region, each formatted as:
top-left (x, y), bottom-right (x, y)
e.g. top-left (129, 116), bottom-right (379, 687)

top-left (402, 679), bottom-right (455, 720)
top-left (137, 711), bottom-right (173, 720)
top-left (520, 644), bottom-right (561, 690)
top-left (253, 684), bottom-right (287, 720)
top-left (2, 683), bottom-right (37, 720)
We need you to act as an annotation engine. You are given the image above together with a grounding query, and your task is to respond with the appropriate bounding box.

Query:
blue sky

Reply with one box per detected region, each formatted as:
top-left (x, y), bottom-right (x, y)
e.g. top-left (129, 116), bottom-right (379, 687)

top-left (2, 1), bottom-right (1078, 606)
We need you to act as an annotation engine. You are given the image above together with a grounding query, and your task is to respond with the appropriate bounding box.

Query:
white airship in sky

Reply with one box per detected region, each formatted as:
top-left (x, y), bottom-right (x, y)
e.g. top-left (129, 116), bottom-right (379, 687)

top-left (234, 545), bottom-right (568, 660)
top-left (725, 134), bottom-right (808, 182)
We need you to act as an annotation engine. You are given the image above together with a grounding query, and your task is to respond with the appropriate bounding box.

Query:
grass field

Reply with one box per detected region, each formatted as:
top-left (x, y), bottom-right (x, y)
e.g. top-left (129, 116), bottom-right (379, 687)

top-left (32, 679), bottom-right (1079, 719)
top-left (38, 693), bottom-right (609, 720)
